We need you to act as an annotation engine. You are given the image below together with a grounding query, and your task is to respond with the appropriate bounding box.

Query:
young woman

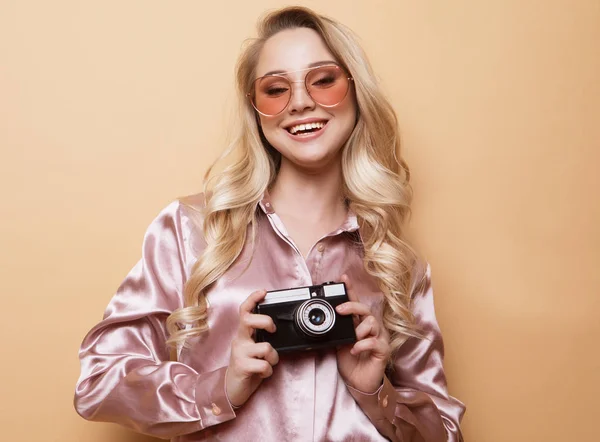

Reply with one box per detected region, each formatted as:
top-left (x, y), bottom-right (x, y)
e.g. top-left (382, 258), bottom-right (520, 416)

top-left (75, 6), bottom-right (465, 441)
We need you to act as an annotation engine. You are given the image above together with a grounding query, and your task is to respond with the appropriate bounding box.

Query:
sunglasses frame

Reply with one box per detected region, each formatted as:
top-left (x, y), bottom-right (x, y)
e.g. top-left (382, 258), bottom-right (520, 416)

top-left (247, 64), bottom-right (354, 117)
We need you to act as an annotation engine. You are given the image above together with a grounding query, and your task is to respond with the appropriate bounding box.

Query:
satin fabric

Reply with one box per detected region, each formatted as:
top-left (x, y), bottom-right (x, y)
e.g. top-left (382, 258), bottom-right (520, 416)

top-left (74, 193), bottom-right (466, 441)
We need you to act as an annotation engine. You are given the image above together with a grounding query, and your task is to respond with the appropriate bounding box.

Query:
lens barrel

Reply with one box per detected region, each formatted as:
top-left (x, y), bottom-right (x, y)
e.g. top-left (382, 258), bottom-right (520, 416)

top-left (295, 299), bottom-right (336, 337)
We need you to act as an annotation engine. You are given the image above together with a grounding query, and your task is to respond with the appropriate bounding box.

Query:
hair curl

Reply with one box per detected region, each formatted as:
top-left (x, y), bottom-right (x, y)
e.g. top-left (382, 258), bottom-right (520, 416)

top-left (166, 6), bottom-right (425, 361)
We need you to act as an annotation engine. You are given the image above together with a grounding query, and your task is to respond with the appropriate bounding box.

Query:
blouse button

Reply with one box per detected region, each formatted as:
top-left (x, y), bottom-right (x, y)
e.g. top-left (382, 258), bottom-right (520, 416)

top-left (211, 403), bottom-right (222, 416)
top-left (317, 243), bottom-right (325, 252)
top-left (382, 395), bottom-right (389, 408)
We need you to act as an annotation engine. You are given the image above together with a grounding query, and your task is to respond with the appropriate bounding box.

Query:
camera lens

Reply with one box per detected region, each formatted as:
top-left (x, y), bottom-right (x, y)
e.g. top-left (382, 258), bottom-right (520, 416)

top-left (309, 308), bottom-right (326, 325)
top-left (295, 299), bottom-right (336, 337)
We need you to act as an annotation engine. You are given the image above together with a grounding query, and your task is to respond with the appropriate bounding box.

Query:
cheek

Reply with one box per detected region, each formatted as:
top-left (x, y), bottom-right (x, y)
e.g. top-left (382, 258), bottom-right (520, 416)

top-left (258, 115), bottom-right (281, 137)
top-left (346, 91), bottom-right (359, 122)
top-left (335, 88), bottom-right (358, 123)
top-left (337, 100), bottom-right (358, 135)
top-left (257, 117), bottom-right (287, 151)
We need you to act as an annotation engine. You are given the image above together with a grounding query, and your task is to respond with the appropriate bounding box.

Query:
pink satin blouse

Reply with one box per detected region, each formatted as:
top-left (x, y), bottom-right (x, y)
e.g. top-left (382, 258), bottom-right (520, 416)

top-left (74, 193), bottom-right (466, 441)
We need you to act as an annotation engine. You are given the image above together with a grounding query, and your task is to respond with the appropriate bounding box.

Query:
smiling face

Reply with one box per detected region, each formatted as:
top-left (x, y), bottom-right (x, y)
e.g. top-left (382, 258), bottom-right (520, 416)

top-left (253, 27), bottom-right (357, 172)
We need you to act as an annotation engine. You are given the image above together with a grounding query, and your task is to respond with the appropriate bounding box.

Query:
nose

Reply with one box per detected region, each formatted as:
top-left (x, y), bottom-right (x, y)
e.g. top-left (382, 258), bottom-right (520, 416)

top-left (287, 80), bottom-right (315, 114)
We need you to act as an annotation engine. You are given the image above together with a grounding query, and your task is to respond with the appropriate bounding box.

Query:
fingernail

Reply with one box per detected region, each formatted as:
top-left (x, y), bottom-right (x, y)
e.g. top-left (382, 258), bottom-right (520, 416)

top-left (336, 304), bottom-right (345, 313)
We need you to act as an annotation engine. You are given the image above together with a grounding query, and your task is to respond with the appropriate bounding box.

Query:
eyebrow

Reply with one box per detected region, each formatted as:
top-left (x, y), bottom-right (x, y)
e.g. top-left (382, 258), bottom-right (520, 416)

top-left (261, 60), bottom-right (339, 77)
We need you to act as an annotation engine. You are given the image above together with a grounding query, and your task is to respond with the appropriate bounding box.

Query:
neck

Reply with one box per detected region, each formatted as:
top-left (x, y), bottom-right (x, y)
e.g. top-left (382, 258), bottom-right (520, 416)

top-left (269, 157), bottom-right (347, 223)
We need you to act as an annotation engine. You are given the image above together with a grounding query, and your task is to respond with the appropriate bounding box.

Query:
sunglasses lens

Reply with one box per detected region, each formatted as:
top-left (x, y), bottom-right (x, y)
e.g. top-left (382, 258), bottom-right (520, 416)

top-left (250, 65), bottom-right (351, 116)
top-left (252, 76), bottom-right (291, 116)
top-left (306, 66), bottom-right (349, 107)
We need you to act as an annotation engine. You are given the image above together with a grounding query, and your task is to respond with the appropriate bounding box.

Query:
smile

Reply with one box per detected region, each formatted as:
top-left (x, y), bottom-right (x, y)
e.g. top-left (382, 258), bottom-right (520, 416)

top-left (285, 122), bottom-right (328, 141)
top-left (288, 121), bottom-right (326, 134)
top-left (284, 120), bottom-right (329, 140)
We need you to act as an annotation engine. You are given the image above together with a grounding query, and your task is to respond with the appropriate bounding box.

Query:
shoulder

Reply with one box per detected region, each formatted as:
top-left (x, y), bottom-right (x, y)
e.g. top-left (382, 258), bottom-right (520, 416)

top-left (176, 192), bottom-right (207, 218)
top-left (409, 258), bottom-right (432, 300)
top-left (146, 192), bottom-right (208, 257)
top-left (407, 259), bottom-right (442, 335)
top-left (148, 192), bottom-right (207, 231)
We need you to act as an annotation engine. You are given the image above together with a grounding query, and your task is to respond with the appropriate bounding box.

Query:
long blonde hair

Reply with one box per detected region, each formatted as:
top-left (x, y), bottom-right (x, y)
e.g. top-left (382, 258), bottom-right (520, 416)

top-left (167, 6), bottom-right (425, 358)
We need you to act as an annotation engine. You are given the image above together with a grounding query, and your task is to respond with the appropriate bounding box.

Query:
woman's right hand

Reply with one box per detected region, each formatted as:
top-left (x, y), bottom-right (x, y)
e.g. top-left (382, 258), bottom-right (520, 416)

top-left (225, 289), bottom-right (279, 408)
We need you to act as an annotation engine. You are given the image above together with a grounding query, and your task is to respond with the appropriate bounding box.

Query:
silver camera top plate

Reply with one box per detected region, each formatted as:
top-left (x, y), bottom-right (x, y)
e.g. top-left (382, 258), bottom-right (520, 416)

top-left (260, 283), bottom-right (346, 305)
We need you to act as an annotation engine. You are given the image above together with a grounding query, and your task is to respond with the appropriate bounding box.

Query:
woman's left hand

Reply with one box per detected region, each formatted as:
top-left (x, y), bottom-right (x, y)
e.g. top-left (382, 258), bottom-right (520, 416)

top-left (335, 274), bottom-right (391, 394)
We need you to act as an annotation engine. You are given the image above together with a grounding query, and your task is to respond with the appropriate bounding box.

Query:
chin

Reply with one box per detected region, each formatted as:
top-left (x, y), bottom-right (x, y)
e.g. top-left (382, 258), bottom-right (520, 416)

top-left (286, 150), bottom-right (342, 171)
top-left (265, 129), bottom-right (348, 170)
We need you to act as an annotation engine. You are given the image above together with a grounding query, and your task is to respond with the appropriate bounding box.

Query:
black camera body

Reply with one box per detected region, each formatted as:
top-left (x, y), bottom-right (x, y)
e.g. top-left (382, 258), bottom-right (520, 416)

top-left (254, 281), bottom-right (356, 353)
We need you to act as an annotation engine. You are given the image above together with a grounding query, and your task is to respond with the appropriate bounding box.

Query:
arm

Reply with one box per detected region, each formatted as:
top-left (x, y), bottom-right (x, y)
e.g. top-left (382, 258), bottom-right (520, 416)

top-left (347, 264), bottom-right (466, 441)
top-left (73, 201), bottom-right (236, 439)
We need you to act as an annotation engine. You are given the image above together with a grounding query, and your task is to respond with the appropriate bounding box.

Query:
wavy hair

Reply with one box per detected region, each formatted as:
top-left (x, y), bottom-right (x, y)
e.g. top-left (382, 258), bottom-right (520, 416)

top-left (166, 6), bottom-right (425, 360)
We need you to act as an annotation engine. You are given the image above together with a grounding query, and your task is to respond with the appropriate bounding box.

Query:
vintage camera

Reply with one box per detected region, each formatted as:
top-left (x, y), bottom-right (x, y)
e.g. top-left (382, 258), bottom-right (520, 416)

top-left (254, 281), bottom-right (356, 353)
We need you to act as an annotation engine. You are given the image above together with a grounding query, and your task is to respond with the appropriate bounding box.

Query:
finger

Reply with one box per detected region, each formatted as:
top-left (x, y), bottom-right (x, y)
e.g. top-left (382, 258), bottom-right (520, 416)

top-left (339, 275), bottom-right (365, 328)
top-left (247, 342), bottom-right (279, 366)
top-left (239, 289), bottom-right (268, 315)
top-left (335, 301), bottom-right (371, 317)
top-left (240, 312), bottom-right (277, 335)
top-left (241, 358), bottom-right (274, 379)
top-left (354, 315), bottom-right (380, 340)
top-left (340, 274), bottom-right (359, 303)
top-left (350, 337), bottom-right (388, 357)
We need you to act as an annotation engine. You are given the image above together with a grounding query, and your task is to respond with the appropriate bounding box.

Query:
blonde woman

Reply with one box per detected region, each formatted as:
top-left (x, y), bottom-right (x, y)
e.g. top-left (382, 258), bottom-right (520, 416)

top-left (75, 6), bottom-right (465, 441)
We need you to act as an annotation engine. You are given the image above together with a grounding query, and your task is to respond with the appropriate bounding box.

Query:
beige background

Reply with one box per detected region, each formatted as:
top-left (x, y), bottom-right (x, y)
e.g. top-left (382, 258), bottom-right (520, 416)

top-left (1, 1), bottom-right (598, 441)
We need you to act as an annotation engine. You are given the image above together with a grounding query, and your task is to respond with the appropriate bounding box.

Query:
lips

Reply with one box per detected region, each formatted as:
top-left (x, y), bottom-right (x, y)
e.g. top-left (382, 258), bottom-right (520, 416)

top-left (288, 121), bottom-right (326, 135)
top-left (284, 119), bottom-right (329, 142)
top-left (283, 118), bottom-right (329, 135)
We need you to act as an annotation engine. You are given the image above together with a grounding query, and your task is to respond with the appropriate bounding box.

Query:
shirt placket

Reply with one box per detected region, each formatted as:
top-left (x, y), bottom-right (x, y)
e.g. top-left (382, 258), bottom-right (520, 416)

top-left (260, 201), bottom-right (359, 442)
top-left (260, 208), bottom-right (312, 440)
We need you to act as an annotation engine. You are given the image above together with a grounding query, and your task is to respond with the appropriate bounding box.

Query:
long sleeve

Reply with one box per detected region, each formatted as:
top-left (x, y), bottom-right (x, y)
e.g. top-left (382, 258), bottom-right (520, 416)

top-left (73, 200), bottom-right (236, 439)
top-left (348, 264), bottom-right (466, 441)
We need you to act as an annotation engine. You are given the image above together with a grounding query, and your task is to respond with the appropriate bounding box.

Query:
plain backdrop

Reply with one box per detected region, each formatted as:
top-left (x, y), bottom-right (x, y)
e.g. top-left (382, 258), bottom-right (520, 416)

top-left (1, 1), bottom-right (599, 441)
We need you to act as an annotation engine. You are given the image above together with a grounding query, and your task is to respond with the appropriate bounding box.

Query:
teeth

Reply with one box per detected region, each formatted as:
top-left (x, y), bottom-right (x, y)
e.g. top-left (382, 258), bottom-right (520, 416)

top-left (289, 121), bottom-right (325, 134)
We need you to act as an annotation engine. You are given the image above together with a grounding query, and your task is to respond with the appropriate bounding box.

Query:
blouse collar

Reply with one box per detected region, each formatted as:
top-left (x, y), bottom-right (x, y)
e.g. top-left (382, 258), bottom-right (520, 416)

top-left (257, 192), bottom-right (359, 234)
